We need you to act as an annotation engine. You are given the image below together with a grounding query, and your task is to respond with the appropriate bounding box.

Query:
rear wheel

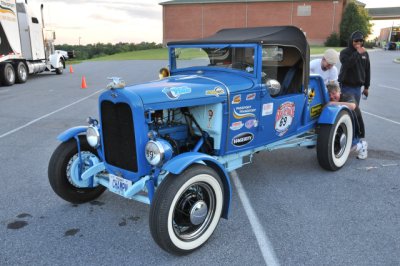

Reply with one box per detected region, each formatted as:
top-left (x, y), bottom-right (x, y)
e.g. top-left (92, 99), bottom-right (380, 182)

top-left (149, 165), bottom-right (223, 255)
top-left (15, 62), bottom-right (28, 84)
top-left (1, 63), bottom-right (16, 86)
top-left (48, 136), bottom-right (106, 203)
top-left (317, 110), bottom-right (353, 171)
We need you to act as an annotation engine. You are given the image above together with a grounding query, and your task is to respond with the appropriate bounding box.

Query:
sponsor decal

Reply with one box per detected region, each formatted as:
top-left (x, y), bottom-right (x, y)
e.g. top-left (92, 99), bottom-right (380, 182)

top-left (232, 132), bottom-right (254, 147)
top-left (262, 103), bottom-right (273, 116)
top-left (233, 105), bottom-right (256, 119)
top-left (206, 86), bottom-right (225, 97)
top-left (245, 119), bottom-right (258, 129)
top-left (275, 101), bottom-right (295, 137)
top-left (310, 103), bottom-right (323, 118)
top-left (230, 121), bottom-right (244, 131)
top-left (232, 95), bottom-right (241, 104)
top-left (308, 88), bottom-right (315, 103)
top-left (235, 105), bottom-right (256, 113)
top-left (0, 2), bottom-right (16, 16)
top-left (162, 86), bottom-right (191, 100)
top-left (246, 93), bottom-right (256, 101)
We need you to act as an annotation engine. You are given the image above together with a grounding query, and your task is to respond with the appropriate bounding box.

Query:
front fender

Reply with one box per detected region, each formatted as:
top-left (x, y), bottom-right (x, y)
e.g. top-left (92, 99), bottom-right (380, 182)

top-left (49, 53), bottom-right (64, 69)
top-left (162, 152), bottom-right (232, 219)
top-left (318, 105), bottom-right (349, 124)
top-left (57, 126), bottom-right (88, 142)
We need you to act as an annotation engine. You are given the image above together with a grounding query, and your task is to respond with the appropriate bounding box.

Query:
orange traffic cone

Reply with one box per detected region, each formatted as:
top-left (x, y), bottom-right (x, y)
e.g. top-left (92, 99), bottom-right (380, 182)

top-left (81, 76), bottom-right (87, 89)
top-left (69, 65), bottom-right (74, 73)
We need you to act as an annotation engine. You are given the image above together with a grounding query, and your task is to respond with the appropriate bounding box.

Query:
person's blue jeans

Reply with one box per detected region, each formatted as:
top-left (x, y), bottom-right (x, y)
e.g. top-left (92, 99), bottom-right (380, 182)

top-left (340, 85), bottom-right (361, 105)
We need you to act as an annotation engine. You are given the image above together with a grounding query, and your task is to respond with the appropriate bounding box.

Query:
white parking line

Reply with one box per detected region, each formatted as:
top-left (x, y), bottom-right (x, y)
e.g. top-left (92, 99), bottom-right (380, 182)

top-left (379, 84), bottom-right (400, 92)
top-left (231, 170), bottom-right (280, 266)
top-left (362, 111), bottom-right (400, 125)
top-left (0, 90), bottom-right (104, 139)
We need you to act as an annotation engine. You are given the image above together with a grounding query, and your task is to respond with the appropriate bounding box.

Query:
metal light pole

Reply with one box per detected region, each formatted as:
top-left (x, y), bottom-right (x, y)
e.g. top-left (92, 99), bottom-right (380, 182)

top-left (332, 1), bottom-right (338, 32)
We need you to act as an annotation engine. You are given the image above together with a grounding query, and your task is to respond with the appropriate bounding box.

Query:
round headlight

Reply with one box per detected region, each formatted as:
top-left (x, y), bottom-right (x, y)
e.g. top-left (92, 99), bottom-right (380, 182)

top-left (145, 139), bottom-right (173, 166)
top-left (145, 140), bottom-right (164, 166)
top-left (86, 126), bottom-right (100, 148)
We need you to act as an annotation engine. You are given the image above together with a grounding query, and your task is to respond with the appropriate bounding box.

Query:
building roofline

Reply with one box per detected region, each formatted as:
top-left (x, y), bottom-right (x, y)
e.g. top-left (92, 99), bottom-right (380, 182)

top-left (366, 7), bottom-right (400, 20)
top-left (159, 0), bottom-right (342, 5)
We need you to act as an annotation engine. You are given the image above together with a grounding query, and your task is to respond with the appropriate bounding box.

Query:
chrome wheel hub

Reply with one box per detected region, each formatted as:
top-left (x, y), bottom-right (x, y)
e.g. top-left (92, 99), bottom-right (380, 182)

top-left (190, 200), bottom-right (208, 225)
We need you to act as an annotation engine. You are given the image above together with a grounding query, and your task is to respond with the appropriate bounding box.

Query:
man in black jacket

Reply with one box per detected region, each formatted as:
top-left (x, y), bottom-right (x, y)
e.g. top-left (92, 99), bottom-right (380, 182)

top-left (338, 31), bottom-right (371, 105)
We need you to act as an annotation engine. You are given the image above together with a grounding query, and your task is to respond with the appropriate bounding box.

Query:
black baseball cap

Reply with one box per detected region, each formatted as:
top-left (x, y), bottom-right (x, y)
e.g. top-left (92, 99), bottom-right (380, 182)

top-left (351, 31), bottom-right (364, 41)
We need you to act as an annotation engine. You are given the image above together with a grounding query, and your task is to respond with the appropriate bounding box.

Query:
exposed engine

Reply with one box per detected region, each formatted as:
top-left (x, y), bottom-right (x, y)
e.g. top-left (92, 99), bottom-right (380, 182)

top-left (143, 103), bottom-right (223, 167)
top-left (147, 107), bottom-right (215, 155)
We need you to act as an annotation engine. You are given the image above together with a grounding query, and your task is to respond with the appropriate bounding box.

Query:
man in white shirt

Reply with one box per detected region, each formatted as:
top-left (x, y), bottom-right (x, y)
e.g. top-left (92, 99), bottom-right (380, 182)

top-left (310, 49), bottom-right (339, 85)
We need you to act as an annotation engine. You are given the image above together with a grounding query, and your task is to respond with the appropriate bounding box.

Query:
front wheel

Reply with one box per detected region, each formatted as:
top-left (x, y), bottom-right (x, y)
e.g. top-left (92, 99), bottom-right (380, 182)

top-left (317, 110), bottom-right (353, 171)
top-left (48, 136), bottom-right (106, 203)
top-left (149, 165), bottom-right (224, 255)
top-left (55, 59), bottom-right (64, 74)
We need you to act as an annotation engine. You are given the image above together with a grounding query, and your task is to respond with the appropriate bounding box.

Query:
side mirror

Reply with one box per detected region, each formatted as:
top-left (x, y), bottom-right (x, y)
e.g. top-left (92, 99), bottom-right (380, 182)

top-left (159, 67), bottom-right (170, 79)
top-left (266, 79), bottom-right (281, 96)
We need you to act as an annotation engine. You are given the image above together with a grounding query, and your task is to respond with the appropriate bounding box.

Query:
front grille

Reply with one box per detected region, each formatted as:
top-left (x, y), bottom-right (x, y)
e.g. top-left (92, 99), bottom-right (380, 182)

top-left (101, 101), bottom-right (138, 172)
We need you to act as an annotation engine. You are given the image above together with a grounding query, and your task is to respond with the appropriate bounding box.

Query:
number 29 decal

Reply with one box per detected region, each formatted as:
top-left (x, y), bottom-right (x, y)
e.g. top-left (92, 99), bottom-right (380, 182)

top-left (275, 102), bottom-right (295, 137)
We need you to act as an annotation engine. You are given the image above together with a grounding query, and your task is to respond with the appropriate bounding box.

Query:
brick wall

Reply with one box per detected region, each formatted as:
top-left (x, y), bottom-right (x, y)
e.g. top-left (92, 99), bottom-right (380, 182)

top-left (162, 1), bottom-right (345, 45)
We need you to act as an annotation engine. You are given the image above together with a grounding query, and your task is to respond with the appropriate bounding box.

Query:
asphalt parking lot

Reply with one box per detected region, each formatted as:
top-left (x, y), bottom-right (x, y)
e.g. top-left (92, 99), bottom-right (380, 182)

top-left (1, 50), bottom-right (400, 266)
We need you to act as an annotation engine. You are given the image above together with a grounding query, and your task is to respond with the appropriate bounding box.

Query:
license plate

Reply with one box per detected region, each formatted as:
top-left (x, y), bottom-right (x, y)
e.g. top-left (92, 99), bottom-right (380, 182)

top-left (109, 174), bottom-right (132, 196)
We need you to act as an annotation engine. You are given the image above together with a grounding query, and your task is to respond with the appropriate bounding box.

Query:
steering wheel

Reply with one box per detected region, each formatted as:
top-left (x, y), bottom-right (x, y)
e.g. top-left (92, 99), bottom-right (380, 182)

top-left (232, 62), bottom-right (250, 70)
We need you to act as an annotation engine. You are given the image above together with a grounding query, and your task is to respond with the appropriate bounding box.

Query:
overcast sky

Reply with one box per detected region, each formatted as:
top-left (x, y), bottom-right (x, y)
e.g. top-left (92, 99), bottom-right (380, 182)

top-left (27, 0), bottom-right (399, 45)
top-left (28, 0), bottom-right (162, 45)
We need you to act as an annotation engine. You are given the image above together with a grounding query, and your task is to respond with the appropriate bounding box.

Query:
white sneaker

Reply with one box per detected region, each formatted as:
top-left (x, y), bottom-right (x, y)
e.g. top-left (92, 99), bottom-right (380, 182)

top-left (351, 142), bottom-right (362, 152)
top-left (357, 140), bottom-right (368, 159)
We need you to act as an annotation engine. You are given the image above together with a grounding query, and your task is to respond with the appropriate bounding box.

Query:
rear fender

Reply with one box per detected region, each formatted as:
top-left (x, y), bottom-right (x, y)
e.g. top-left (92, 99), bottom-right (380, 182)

top-left (318, 105), bottom-right (356, 139)
top-left (162, 152), bottom-right (232, 219)
top-left (318, 105), bottom-right (349, 124)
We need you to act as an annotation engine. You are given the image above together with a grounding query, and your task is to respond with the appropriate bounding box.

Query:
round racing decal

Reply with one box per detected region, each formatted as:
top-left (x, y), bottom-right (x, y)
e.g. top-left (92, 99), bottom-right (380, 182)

top-left (275, 102), bottom-right (295, 137)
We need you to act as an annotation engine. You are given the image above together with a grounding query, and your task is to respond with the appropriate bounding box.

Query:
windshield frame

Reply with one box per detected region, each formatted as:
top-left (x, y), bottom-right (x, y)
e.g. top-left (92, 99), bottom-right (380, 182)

top-left (168, 43), bottom-right (260, 79)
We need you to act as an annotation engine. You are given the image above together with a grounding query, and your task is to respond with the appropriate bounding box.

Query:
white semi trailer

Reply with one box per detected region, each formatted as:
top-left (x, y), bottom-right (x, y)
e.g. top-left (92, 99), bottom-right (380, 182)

top-left (0, 0), bottom-right (65, 86)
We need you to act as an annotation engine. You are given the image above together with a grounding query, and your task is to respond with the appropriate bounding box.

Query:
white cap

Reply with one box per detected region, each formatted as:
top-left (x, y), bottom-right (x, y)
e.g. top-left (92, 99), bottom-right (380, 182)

top-left (323, 49), bottom-right (339, 64)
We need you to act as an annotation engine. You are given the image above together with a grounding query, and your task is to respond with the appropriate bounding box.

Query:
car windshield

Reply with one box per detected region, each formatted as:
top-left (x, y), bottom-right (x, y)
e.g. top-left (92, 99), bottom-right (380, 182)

top-left (171, 46), bottom-right (255, 74)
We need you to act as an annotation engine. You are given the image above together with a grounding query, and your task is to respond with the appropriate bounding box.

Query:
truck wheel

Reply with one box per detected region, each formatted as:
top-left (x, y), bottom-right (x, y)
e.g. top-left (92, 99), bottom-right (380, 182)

top-left (15, 62), bottom-right (28, 84)
top-left (1, 63), bottom-right (16, 86)
top-left (55, 59), bottom-right (64, 74)
top-left (149, 164), bottom-right (223, 255)
top-left (48, 136), bottom-right (106, 203)
top-left (317, 110), bottom-right (353, 171)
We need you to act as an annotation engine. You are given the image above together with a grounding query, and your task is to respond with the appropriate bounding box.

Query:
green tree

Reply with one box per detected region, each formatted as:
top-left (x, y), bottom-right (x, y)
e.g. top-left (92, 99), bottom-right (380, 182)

top-left (55, 42), bottom-right (163, 60)
top-left (339, 1), bottom-right (372, 46)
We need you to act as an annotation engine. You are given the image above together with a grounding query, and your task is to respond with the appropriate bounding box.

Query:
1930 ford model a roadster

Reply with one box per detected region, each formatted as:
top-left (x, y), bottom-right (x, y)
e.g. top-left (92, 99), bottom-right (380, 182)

top-left (48, 26), bottom-right (356, 255)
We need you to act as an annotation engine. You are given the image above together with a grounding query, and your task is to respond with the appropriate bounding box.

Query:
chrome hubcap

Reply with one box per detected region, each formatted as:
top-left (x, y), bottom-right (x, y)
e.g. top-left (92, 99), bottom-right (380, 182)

top-left (334, 124), bottom-right (347, 158)
top-left (190, 200), bottom-right (208, 225)
top-left (173, 182), bottom-right (215, 241)
top-left (7, 67), bottom-right (14, 82)
top-left (19, 67), bottom-right (27, 80)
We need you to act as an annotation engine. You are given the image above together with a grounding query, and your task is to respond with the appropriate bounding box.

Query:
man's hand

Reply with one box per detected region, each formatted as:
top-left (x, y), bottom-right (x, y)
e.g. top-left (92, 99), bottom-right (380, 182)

top-left (362, 88), bottom-right (369, 97)
top-left (355, 44), bottom-right (366, 54)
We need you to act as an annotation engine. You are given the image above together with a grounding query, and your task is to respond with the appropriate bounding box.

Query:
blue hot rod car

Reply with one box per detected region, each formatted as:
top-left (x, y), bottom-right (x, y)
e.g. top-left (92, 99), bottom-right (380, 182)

top-left (48, 26), bottom-right (356, 255)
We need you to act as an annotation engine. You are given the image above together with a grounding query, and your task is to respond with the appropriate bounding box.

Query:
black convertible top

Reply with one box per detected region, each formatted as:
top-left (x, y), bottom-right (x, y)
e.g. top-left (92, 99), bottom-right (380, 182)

top-left (168, 25), bottom-right (309, 59)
